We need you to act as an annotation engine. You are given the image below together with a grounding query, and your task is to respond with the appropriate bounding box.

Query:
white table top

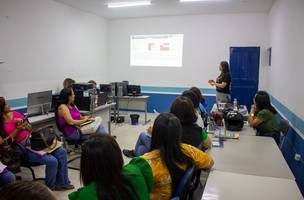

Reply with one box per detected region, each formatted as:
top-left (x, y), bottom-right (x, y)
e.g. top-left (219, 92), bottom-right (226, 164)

top-left (80, 103), bottom-right (116, 114)
top-left (202, 171), bottom-right (303, 200)
top-left (117, 95), bottom-right (149, 99)
top-left (28, 113), bottom-right (55, 124)
top-left (210, 135), bottom-right (294, 180)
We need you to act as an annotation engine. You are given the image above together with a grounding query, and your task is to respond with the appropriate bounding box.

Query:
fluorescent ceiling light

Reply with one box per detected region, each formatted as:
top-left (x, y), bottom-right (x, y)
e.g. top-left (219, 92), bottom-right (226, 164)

top-left (180, 0), bottom-right (225, 2)
top-left (107, 1), bottom-right (151, 8)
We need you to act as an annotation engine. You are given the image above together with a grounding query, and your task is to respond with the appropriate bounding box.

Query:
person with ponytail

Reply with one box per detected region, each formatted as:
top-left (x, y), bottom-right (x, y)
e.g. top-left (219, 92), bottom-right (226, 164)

top-left (140, 113), bottom-right (213, 200)
top-left (248, 91), bottom-right (280, 144)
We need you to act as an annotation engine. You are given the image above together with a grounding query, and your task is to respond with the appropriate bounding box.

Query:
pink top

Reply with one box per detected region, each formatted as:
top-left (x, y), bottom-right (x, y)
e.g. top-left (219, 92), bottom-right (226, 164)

top-left (59, 105), bottom-right (81, 136)
top-left (4, 111), bottom-right (30, 143)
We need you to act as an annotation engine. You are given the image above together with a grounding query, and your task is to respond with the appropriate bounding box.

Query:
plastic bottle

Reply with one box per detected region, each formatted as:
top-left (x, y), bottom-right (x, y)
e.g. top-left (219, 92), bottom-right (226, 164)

top-left (233, 98), bottom-right (238, 111)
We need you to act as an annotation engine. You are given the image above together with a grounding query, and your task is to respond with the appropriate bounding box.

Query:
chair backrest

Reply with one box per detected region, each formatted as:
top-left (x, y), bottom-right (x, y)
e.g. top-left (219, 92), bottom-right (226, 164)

top-left (279, 119), bottom-right (289, 136)
top-left (172, 167), bottom-right (202, 200)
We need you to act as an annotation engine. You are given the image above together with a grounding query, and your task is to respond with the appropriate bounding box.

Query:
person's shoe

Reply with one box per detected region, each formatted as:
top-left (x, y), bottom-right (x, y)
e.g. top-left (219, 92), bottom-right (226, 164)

top-left (123, 149), bottom-right (136, 158)
top-left (52, 184), bottom-right (75, 191)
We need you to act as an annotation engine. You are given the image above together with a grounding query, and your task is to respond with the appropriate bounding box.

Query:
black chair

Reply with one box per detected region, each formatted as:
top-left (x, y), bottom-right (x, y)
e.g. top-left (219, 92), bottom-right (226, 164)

top-left (54, 111), bottom-right (87, 170)
top-left (279, 119), bottom-right (290, 150)
top-left (171, 167), bottom-right (203, 200)
top-left (15, 143), bottom-right (45, 181)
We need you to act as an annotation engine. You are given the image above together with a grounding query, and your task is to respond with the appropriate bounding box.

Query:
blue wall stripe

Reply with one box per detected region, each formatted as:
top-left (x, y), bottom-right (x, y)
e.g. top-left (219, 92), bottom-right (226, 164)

top-left (270, 95), bottom-right (304, 138)
top-left (141, 86), bottom-right (216, 95)
top-left (7, 97), bottom-right (27, 108)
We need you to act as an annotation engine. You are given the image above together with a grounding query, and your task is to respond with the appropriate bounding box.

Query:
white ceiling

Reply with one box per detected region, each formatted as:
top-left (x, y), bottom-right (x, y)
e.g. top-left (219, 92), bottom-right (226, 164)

top-left (54, 0), bottom-right (275, 19)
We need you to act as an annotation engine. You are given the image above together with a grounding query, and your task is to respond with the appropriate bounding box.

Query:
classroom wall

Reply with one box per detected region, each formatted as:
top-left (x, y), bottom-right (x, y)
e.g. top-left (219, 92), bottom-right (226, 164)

top-left (268, 0), bottom-right (304, 120)
top-left (107, 13), bottom-right (270, 89)
top-left (0, 0), bottom-right (108, 100)
top-left (268, 0), bottom-right (304, 195)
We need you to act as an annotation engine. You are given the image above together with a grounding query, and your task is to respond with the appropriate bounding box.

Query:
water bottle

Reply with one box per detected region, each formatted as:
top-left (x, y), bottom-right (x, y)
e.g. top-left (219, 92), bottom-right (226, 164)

top-left (233, 98), bottom-right (238, 111)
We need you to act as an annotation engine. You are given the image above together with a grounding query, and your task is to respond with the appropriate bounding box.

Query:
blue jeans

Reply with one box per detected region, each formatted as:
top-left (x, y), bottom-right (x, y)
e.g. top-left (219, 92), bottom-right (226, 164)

top-left (18, 144), bottom-right (70, 188)
top-left (0, 169), bottom-right (16, 187)
top-left (134, 132), bottom-right (151, 156)
top-left (66, 125), bottom-right (107, 141)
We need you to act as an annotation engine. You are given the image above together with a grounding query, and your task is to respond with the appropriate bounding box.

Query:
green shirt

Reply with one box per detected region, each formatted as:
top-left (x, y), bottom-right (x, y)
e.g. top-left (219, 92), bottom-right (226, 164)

top-left (256, 109), bottom-right (278, 133)
top-left (68, 157), bottom-right (153, 200)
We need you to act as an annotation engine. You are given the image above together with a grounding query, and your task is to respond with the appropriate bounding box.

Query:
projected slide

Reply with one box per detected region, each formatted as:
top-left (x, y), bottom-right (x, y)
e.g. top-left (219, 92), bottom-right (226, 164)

top-left (130, 34), bottom-right (184, 67)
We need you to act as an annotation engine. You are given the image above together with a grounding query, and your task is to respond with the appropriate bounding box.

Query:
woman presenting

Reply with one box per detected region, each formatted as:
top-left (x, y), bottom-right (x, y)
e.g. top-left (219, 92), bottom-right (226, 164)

top-left (208, 61), bottom-right (231, 103)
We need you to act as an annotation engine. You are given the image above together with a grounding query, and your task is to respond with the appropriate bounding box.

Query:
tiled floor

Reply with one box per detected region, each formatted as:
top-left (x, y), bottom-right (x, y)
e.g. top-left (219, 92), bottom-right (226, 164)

top-left (17, 112), bottom-right (157, 200)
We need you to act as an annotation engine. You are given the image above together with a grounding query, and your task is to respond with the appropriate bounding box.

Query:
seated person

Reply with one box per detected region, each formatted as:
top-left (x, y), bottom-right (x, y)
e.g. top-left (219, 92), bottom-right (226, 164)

top-left (0, 180), bottom-right (57, 200)
top-left (190, 87), bottom-right (208, 127)
top-left (56, 88), bottom-right (107, 141)
top-left (182, 90), bottom-right (205, 127)
top-left (0, 97), bottom-right (73, 190)
top-left (69, 134), bottom-right (153, 200)
top-left (122, 96), bottom-right (211, 158)
top-left (170, 96), bottom-right (212, 150)
top-left (248, 91), bottom-right (280, 144)
top-left (139, 113), bottom-right (214, 200)
top-left (0, 162), bottom-right (15, 188)
top-left (123, 126), bottom-right (152, 158)
top-left (63, 78), bottom-right (75, 90)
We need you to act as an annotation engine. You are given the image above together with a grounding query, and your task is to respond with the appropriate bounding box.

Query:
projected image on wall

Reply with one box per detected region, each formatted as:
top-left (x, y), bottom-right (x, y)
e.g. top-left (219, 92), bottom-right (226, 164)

top-left (130, 34), bottom-right (184, 67)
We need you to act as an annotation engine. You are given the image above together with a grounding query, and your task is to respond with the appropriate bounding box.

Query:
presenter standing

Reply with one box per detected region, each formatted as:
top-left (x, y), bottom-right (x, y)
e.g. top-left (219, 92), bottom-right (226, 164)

top-left (208, 61), bottom-right (231, 103)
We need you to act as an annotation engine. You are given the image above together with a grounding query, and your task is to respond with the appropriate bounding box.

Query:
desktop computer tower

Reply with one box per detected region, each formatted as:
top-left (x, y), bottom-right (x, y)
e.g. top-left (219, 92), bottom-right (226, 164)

top-left (73, 83), bottom-right (96, 111)
top-left (110, 82), bottom-right (124, 97)
top-left (122, 81), bottom-right (129, 96)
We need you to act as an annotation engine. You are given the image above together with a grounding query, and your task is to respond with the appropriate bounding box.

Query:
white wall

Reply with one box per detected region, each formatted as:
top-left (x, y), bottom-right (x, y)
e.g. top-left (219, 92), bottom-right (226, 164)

top-left (268, 0), bottom-right (304, 119)
top-left (108, 13), bottom-right (269, 89)
top-left (0, 0), bottom-right (108, 99)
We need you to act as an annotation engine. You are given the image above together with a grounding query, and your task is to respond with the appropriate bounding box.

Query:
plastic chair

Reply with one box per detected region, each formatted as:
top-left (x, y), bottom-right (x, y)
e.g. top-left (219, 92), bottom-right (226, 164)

top-left (54, 112), bottom-right (87, 170)
top-left (279, 119), bottom-right (290, 150)
top-left (171, 167), bottom-right (202, 200)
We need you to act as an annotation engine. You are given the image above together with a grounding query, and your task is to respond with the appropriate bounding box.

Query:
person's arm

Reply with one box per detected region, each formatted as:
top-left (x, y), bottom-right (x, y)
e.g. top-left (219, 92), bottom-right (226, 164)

top-left (58, 105), bottom-right (89, 126)
top-left (182, 144), bottom-right (214, 169)
top-left (213, 82), bottom-right (227, 89)
top-left (248, 106), bottom-right (264, 128)
top-left (203, 137), bottom-right (212, 150)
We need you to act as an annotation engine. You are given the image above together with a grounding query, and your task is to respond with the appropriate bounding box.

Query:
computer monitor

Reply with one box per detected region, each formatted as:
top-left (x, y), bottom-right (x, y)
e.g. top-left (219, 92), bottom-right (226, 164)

top-left (127, 85), bottom-right (142, 96)
top-left (100, 84), bottom-right (112, 96)
top-left (27, 90), bottom-right (52, 116)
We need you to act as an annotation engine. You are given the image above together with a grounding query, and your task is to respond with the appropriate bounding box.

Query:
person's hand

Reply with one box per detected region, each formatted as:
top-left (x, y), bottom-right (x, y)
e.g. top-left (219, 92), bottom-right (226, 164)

top-left (83, 116), bottom-right (90, 122)
top-left (0, 137), bottom-right (4, 145)
top-left (250, 104), bottom-right (257, 114)
top-left (208, 80), bottom-right (215, 86)
top-left (147, 126), bottom-right (153, 135)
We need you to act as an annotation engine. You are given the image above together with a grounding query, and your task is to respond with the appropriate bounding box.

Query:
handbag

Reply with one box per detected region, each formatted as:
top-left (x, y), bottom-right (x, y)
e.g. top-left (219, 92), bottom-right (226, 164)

top-left (30, 125), bottom-right (58, 151)
top-left (80, 116), bottom-right (102, 134)
top-left (0, 141), bottom-right (21, 173)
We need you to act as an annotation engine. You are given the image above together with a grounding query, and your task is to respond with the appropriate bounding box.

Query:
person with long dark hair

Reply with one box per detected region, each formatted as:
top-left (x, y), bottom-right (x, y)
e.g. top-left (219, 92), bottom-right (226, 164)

top-left (0, 180), bottom-right (57, 200)
top-left (0, 97), bottom-right (73, 190)
top-left (69, 134), bottom-right (153, 200)
top-left (182, 90), bottom-right (205, 127)
top-left (248, 91), bottom-right (280, 144)
top-left (170, 96), bottom-right (211, 150)
top-left (56, 88), bottom-right (107, 141)
top-left (190, 87), bottom-right (209, 127)
top-left (208, 61), bottom-right (231, 103)
top-left (140, 113), bottom-right (213, 199)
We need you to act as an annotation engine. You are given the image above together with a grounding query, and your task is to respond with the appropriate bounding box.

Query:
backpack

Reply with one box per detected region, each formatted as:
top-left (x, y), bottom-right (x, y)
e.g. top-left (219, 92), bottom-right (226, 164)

top-left (225, 111), bottom-right (244, 131)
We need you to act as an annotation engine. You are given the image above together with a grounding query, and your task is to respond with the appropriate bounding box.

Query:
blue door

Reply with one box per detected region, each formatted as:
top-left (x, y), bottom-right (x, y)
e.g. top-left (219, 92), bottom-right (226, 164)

top-left (229, 47), bottom-right (260, 110)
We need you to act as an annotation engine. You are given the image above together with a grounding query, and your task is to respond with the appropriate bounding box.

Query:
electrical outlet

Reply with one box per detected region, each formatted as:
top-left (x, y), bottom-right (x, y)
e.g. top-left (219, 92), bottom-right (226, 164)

top-left (294, 154), bottom-right (301, 162)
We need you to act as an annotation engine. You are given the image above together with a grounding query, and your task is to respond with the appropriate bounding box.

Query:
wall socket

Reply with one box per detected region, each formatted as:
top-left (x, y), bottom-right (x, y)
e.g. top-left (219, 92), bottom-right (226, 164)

top-left (294, 154), bottom-right (301, 162)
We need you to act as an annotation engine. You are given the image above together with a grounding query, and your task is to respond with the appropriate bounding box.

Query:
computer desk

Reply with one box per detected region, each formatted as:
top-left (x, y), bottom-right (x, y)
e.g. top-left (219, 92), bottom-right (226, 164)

top-left (113, 95), bottom-right (151, 125)
top-left (27, 103), bottom-right (115, 135)
top-left (80, 103), bottom-right (116, 135)
top-left (209, 135), bottom-right (294, 180)
top-left (202, 171), bottom-right (303, 200)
